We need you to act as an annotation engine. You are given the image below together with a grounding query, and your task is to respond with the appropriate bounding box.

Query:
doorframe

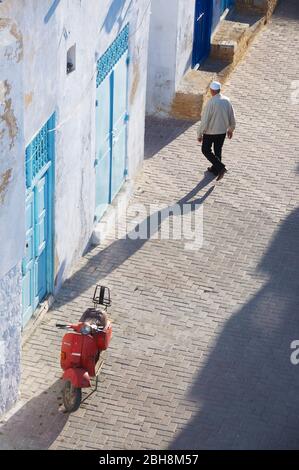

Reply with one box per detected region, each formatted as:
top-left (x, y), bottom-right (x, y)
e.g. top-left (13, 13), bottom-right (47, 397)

top-left (94, 23), bottom-right (130, 222)
top-left (46, 113), bottom-right (55, 296)
top-left (109, 48), bottom-right (130, 203)
top-left (108, 69), bottom-right (114, 204)
top-left (192, 0), bottom-right (213, 69)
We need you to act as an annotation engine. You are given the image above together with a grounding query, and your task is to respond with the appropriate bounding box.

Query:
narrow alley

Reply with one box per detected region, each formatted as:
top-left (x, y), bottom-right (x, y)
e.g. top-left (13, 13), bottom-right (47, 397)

top-left (1, 0), bottom-right (299, 450)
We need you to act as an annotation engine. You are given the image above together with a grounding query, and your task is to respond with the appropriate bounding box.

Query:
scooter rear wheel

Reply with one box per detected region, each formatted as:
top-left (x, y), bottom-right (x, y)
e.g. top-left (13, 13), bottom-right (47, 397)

top-left (63, 380), bottom-right (82, 412)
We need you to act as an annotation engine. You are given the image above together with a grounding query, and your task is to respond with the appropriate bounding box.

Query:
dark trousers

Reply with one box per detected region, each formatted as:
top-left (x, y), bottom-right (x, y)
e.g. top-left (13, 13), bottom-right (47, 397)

top-left (201, 133), bottom-right (226, 174)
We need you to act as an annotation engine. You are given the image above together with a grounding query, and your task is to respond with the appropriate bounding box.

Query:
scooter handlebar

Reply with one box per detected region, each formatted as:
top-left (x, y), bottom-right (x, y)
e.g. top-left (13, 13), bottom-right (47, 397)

top-left (56, 323), bottom-right (70, 329)
top-left (56, 322), bottom-right (106, 333)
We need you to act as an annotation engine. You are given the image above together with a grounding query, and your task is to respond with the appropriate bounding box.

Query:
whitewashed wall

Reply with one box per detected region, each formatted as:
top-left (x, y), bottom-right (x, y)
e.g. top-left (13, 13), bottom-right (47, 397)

top-left (0, 17), bottom-right (25, 279)
top-left (146, 0), bottom-right (179, 115)
top-left (175, 0), bottom-right (195, 89)
top-left (146, 0), bottom-right (196, 116)
top-left (0, 265), bottom-right (22, 416)
top-left (0, 0), bottom-right (150, 415)
top-left (0, 0), bottom-right (150, 290)
top-left (0, 17), bottom-right (24, 416)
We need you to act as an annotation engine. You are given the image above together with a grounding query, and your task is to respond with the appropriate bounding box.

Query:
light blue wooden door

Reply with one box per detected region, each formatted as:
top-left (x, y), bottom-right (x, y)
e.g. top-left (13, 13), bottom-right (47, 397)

top-left (111, 51), bottom-right (128, 201)
top-left (95, 73), bottom-right (112, 220)
top-left (34, 175), bottom-right (48, 308)
top-left (22, 174), bottom-right (49, 325)
top-left (95, 24), bottom-right (129, 221)
top-left (22, 192), bottom-right (35, 325)
top-left (22, 114), bottom-right (54, 326)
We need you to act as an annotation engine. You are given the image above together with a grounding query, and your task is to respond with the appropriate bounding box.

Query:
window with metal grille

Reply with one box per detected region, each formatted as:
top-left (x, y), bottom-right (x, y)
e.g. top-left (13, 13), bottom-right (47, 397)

top-left (25, 114), bottom-right (55, 189)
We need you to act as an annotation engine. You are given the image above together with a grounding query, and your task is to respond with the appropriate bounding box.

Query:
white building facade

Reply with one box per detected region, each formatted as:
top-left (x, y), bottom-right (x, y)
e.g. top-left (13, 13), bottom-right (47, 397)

top-left (146, 0), bottom-right (236, 117)
top-left (0, 0), bottom-right (151, 415)
top-left (146, 0), bottom-right (196, 116)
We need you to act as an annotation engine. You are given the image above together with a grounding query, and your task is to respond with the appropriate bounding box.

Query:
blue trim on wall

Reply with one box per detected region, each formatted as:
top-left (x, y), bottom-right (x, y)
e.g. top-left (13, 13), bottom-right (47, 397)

top-left (108, 71), bottom-right (114, 204)
top-left (124, 49), bottom-right (130, 178)
top-left (47, 113), bottom-right (55, 294)
top-left (96, 23), bottom-right (129, 87)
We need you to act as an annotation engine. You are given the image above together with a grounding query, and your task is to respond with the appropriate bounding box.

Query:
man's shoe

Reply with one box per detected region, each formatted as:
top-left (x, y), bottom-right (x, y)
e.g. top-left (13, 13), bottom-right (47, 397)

top-left (216, 168), bottom-right (227, 181)
top-left (207, 167), bottom-right (218, 176)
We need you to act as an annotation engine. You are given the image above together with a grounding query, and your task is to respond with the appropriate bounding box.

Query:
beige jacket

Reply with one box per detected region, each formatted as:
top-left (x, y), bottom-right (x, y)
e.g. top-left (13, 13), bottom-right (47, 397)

top-left (197, 94), bottom-right (236, 138)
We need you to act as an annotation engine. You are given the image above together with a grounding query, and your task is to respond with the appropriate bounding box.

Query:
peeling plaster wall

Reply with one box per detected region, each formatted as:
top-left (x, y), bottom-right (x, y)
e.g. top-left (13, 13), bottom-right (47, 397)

top-left (1, 0), bottom-right (150, 294)
top-left (0, 16), bottom-right (24, 416)
top-left (0, 264), bottom-right (22, 416)
top-left (0, 0), bottom-right (150, 415)
top-left (0, 18), bottom-right (25, 278)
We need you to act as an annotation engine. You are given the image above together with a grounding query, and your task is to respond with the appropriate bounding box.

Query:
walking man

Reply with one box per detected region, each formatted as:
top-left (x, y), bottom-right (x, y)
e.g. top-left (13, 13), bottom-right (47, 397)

top-left (197, 81), bottom-right (236, 181)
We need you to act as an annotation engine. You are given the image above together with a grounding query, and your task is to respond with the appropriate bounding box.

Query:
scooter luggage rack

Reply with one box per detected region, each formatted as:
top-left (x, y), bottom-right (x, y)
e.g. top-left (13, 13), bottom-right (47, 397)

top-left (93, 285), bottom-right (111, 308)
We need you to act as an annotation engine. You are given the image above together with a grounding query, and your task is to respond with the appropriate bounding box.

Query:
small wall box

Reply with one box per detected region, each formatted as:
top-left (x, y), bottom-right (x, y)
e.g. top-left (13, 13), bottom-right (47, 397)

top-left (67, 44), bottom-right (76, 74)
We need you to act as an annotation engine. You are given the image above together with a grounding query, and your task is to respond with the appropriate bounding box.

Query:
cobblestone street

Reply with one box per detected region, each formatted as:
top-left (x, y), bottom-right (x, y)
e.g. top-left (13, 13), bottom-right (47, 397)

top-left (1, 0), bottom-right (299, 450)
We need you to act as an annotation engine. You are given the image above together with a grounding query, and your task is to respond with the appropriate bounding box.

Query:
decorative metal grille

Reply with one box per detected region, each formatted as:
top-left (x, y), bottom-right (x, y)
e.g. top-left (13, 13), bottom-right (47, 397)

top-left (96, 23), bottom-right (129, 87)
top-left (26, 116), bottom-right (53, 189)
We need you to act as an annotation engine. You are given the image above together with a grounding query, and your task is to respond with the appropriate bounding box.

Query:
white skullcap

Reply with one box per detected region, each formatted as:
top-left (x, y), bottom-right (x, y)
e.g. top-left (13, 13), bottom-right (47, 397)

top-left (210, 81), bottom-right (221, 91)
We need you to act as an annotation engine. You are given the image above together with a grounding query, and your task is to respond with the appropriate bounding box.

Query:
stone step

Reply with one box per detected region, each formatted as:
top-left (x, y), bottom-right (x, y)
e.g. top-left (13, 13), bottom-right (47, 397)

top-left (236, 0), bottom-right (278, 17)
top-left (171, 60), bottom-right (232, 121)
top-left (211, 20), bottom-right (250, 63)
top-left (170, 10), bottom-right (266, 121)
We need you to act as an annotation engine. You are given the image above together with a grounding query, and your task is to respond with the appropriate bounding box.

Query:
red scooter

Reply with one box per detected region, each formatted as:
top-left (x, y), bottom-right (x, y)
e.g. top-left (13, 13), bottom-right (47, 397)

top-left (56, 285), bottom-right (112, 412)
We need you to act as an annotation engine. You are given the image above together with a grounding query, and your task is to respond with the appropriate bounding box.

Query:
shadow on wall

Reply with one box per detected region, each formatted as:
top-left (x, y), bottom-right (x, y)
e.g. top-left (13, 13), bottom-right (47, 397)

top-left (100, 0), bottom-right (133, 34)
top-left (54, 259), bottom-right (66, 292)
top-left (169, 206), bottom-right (299, 450)
top-left (0, 380), bottom-right (68, 450)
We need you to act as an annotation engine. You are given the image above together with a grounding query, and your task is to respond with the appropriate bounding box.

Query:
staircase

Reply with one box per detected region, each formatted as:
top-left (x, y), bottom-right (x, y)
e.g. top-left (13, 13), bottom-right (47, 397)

top-left (170, 7), bottom-right (269, 120)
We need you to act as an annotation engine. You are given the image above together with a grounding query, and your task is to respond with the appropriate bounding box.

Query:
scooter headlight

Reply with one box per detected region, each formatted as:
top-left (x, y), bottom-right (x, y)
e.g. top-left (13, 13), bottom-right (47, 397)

top-left (80, 324), bottom-right (92, 335)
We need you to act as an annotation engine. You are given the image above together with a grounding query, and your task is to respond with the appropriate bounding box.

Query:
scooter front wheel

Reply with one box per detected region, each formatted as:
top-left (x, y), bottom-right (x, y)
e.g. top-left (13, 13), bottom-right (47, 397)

top-left (63, 380), bottom-right (82, 412)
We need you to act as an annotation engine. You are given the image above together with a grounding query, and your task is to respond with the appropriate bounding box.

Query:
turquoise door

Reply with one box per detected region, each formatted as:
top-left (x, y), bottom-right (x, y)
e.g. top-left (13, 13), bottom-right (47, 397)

top-left (22, 115), bottom-right (55, 326)
top-left (34, 175), bottom-right (48, 307)
top-left (111, 52), bottom-right (128, 200)
top-left (95, 24), bottom-right (129, 221)
top-left (95, 72), bottom-right (112, 220)
top-left (22, 192), bottom-right (35, 323)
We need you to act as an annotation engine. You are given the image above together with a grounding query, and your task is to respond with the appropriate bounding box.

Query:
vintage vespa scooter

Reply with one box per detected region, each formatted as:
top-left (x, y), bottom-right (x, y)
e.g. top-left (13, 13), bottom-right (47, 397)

top-left (56, 285), bottom-right (112, 412)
